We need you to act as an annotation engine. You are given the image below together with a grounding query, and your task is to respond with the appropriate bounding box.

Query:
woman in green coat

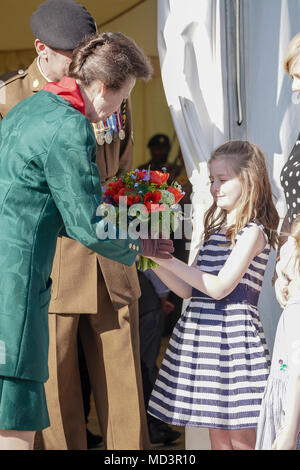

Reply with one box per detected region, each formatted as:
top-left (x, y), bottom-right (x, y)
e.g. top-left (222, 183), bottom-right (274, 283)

top-left (0, 32), bottom-right (173, 450)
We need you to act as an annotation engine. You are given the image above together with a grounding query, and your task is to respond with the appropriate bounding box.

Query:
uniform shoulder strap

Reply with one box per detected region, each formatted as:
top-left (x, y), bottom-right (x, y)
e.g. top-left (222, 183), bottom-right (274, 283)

top-left (0, 67), bottom-right (29, 87)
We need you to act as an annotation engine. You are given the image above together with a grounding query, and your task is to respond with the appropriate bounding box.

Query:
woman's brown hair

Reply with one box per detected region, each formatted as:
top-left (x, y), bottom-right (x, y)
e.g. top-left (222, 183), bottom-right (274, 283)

top-left (69, 32), bottom-right (153, 88)
top-left (204, 140), bottom-right (279, 248)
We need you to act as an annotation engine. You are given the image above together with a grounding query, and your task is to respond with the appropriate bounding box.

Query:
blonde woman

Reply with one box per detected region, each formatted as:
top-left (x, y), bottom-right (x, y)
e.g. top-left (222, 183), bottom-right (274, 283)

top-left (261, 32), bottom-right (300, 451)
top-left (256, 216), bottom-right (300, 450)
top-left (278, 33), bottom-right (300, 245)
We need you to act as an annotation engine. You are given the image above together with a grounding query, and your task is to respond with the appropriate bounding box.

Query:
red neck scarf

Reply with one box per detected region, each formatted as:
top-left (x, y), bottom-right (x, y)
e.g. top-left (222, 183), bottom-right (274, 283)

top-left (43, 77), bottom-right (85, 115)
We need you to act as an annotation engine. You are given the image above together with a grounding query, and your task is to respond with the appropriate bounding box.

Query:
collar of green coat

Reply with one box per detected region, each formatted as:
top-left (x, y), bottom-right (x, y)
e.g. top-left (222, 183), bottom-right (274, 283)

top-left (43, 76), bottom-right (85, 115)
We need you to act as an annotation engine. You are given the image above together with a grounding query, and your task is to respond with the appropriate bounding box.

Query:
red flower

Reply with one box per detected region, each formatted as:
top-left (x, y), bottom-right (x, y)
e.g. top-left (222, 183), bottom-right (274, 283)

top-left (113, 187), bottom-right (141, 206)
top-left (105, 179), bottom-right (125, 198)
top-left (150, 171), bottom-right (169, 186)
top-left (143, 191), bottom-right (162, 212)
top-left (135, 170), bottom-right (149, 181)
top-left (167, 186), bottom-right (184, 204)
top-left (112, 187), bottom-right (125, 203)
top-left (127, 193), bottom-right (141, 206)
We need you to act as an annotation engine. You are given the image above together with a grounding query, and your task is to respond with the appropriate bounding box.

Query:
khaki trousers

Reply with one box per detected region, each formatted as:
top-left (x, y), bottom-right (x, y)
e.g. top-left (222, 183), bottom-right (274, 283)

top-left (40, 271), bottom-right (149, 450)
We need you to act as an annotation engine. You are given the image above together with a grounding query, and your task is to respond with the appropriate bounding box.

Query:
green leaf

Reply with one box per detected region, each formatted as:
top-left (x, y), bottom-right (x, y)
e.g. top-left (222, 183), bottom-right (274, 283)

top-left (137, 256), bottom-right (159, 271)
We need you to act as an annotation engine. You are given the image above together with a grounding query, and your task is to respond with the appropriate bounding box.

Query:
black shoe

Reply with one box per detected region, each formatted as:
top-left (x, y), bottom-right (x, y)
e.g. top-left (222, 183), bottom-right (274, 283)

top-left (86, 429), bottom-right (103, 449)
top-left (149, 422), bottom-right (181, 445)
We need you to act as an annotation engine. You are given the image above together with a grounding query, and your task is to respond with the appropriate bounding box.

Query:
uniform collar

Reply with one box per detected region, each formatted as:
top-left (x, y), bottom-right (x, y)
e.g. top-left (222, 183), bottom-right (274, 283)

top-left (36, 57), bottom-right (51, 83)
top-left (27, 58), bottom-right (48, 93)
top-left (43, 77), bottom-right (85, 115)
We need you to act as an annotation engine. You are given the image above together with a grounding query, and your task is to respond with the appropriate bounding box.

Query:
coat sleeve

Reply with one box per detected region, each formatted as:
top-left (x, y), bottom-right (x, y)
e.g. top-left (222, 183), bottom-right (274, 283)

top-left (44, 115), bottom-right (141, 266)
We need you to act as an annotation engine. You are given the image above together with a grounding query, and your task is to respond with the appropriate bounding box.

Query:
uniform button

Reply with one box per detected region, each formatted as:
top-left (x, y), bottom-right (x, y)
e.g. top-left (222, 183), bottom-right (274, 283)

top-left (136, 245), bottom-right (139, 252)
top-left (33, 79), bottom-right (39, 88)
top-left (132, 244), bottom-right (136, 250)
top-left (18, 69), bottom-right (24, 75)
top-left (129, 243), bottom-right (132, 249)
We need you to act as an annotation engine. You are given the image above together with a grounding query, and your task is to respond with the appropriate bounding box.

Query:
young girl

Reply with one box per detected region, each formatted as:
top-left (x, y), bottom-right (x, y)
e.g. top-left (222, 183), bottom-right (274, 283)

top-left (147, 140), bottom-right (279, 450)
top-left (255, 216), bottom-right (300, 450)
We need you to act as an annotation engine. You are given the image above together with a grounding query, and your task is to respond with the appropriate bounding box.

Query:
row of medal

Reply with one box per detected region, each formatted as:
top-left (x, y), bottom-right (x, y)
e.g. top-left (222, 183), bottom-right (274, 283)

top-left (93, 110), bottom-right (126, 145)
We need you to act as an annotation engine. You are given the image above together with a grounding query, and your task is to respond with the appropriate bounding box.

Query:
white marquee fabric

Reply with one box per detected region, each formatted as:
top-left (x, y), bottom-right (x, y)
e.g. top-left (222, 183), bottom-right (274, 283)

top-left (157, 0), bottom-right (300, 449)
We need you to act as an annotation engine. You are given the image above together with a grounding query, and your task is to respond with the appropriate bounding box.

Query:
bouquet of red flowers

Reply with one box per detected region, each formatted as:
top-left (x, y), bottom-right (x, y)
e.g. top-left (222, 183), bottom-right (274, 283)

top-left (100, 168), bottom-right (185, 270)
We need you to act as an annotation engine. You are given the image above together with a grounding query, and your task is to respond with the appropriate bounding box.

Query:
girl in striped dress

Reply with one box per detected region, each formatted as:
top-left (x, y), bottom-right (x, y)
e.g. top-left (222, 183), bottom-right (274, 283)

top-left (147, 141), bottom-right (279, 450)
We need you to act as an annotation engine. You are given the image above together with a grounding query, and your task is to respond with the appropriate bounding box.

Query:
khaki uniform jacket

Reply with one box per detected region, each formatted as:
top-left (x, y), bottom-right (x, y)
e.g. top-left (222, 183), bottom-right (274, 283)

top-left (0, 59), bottom-right (141, 314)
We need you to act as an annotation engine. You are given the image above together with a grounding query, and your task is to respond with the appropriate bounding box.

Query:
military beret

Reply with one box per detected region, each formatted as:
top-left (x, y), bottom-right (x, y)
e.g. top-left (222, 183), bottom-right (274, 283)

top-left (30, 0), bottom-right (97, 50)
top-left (147, 134), bottom-right (170, 148)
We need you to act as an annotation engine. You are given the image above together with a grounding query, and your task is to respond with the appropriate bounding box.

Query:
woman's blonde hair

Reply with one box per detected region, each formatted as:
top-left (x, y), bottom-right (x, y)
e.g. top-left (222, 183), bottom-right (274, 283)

top-left (283, 33), bottom-right (300, 75)
top-left (204, 140), bottom-right (279, 248)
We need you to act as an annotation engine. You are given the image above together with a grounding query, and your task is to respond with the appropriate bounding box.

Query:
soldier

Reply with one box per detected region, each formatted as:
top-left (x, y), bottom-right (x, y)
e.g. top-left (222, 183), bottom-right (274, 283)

top-left (140, 134), bottom-right (171, 171)
top-left (0, 0), bottom-right (149, 450)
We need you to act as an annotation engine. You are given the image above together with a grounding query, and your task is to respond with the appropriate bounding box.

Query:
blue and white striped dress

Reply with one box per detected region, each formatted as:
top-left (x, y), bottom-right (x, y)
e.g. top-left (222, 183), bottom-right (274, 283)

top-left (148, 222), bottom-right (271, 429)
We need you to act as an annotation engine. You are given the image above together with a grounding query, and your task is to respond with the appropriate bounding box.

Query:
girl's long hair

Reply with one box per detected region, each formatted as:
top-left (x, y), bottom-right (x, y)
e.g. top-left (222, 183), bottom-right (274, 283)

top-left (204, 140), bottom-right (279, 248)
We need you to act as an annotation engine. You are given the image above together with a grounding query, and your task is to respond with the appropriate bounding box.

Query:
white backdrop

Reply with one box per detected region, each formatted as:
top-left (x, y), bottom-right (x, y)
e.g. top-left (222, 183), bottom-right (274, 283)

top-left (157, 0), bottom-right (300, 450)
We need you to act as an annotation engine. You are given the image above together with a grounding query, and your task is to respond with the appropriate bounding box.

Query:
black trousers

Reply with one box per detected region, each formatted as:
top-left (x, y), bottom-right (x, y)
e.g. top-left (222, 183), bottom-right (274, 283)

top-left (138, 271), bottom-right (164, 426)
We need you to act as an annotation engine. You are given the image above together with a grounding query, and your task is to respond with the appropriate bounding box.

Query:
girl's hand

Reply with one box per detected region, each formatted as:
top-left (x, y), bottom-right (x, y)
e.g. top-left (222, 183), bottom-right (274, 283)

top-left (272, 427), bottom-right (298, 450)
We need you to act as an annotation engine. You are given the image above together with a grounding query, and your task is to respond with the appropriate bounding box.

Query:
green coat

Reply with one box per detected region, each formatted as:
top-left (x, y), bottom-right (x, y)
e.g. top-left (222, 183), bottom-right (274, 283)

top-left (0, 90), bottom-right (141, 382)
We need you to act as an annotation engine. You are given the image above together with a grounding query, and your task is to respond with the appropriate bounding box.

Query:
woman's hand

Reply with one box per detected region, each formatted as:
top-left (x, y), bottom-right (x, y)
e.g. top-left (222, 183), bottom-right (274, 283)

top-left (274, 237), bottom-right (295, 307)
top-left (274, 276), bottom-right (289, 308)
top-left (140, 238), bottom-right (174, 259)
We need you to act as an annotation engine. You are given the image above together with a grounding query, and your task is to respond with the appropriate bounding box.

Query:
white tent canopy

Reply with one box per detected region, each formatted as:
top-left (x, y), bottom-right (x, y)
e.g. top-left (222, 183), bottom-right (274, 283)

top-left (158, 0), bottom-right (300, 449)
